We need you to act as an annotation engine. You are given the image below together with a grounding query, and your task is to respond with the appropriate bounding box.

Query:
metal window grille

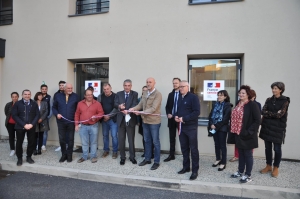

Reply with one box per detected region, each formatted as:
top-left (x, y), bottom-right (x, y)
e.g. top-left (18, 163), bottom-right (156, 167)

top-left (76, 0), bottom-right (109, 14)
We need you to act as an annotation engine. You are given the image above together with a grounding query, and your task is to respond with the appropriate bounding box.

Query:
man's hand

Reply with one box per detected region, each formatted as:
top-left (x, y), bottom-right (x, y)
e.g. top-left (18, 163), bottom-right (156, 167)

top-left (128, 108), bottom-right (135, 112)
top-left (24, 124), bottom-right (29, 130)
top-left (211, 125), bottom-right (216, 129)
top-left (122, 110), bottom-right (128, 114)
top-left (38, 119), bottom-right (42, 123)
top-left (175, 116), bottom-right (180, 122)
top-left (57, 114), bottom-right (62, 119)
top-left (278, 110), bottom-right (281, 113)
top-left (103, 115), bottom-right (110, 121)
top-left (167, 114), bottom-right (173, 119)
top-left (75, 126), bottom-right (80, 132)
top-left (119, 103), bottom-right (125, 110)
top-left (178, 117), bottom-right (183, 123)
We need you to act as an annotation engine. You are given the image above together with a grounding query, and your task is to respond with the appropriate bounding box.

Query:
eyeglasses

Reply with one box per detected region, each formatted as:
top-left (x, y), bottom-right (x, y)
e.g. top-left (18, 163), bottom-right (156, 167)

top-left (179, 86), bottom-right (188, 89)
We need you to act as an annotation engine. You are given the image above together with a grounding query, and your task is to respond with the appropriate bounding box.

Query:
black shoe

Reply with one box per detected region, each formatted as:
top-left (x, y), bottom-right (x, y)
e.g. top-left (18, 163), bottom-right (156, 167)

top-left (141, 154), bottom-right (145, 157)
top-left (218, 164), bottom-right (226, 171)
top-left (150, 163), bottom-right (160, 170)
top-left (37, 150), bottom-right (42, 155)
top-left (164, 155), bottom-right (175, 162)
top-left (67, 155), bottom-right (72, 162)
top-left (178, 168), bottom-right (191, 174)
top-left (130, 158), bottom-right (137, 164)
top-left (59, 154), bottom-right (67, 163)
top-left (212, 160), bottom-right (221, 167)
top-left (17, 158), bottom-right (22, 166)
top-left (120, 158), bottom-right (125, 165)
top-left (189, 172), bottom-right (198, 180)
top-left (139, 159), bottom-right (151, 166)
top-left (26, 157), bottom-right (35, 164)
top-left (33, 150), bottom-right (37, 156)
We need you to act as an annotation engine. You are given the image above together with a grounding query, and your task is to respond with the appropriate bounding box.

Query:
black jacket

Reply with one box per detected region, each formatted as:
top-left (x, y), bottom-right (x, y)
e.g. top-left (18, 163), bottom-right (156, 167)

top-left (176, 92), bottom-right (200, 129)
top-left (259, 95), bottom-right (290, 144)
top-left (165, 89), bottom-right (179, 127)
top-left (11, 99), bottom-right (40, 129)
top-left (4, 101), bottom-right (14, 127)
top-left (207, 102), bottom-right (232, 135)
top-left (231, 100), bottom-right (261, 150)
top-left (114, 90), bottom-right (138, 127)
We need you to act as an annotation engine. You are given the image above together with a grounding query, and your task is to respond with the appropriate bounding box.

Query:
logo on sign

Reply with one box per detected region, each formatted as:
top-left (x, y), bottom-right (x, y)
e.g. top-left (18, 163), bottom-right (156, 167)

top-left (207, 82), bottom-right (221, 88)
top-left (88, 82), bottom-right (99, 88)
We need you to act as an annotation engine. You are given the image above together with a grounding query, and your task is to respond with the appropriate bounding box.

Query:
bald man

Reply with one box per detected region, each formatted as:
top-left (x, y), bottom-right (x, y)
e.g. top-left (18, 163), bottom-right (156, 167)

top-left (53, 83), bottom-right (79, 163)
top-left (129, 77), bottom-right (162, 170)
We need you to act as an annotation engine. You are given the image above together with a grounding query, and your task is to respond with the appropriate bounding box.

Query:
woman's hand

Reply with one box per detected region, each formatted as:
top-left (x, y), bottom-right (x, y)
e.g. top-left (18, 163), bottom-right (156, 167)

top-left (211, 125), bottom-right (216, 129)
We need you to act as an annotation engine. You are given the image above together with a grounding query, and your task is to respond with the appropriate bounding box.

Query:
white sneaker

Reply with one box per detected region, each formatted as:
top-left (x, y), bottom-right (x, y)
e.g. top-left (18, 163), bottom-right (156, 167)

top-left (42, 145), bottom-right (46, 151)
top-left (55, 146), bottom-right (61, 151)
top-left (9, 150), bottom-right (15, 156)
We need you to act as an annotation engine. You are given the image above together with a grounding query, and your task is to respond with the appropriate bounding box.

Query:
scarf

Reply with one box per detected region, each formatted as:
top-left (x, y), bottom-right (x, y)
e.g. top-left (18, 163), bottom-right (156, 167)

top-left (211, 101), bottom-right (225, 124)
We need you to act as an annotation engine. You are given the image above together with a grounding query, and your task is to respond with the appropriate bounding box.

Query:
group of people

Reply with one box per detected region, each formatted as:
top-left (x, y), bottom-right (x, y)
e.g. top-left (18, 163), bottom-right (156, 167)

top-left (4, 77), bottom-right (290, 182)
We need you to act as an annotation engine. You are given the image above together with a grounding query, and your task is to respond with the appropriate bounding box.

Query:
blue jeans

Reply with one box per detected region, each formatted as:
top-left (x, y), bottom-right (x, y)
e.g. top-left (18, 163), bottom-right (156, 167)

top-left (238, 148), bottom-right (253, 176)
top-left (143, 123), bottom-right (161, 163)
top-left (43, 131), bottom-right (48, 146)
top-left (264, 140), bottom-right (282, 167)
top-left (79, 123), bottom-right (99, 159)
top-left (102, 119), bottom-right (118, 153)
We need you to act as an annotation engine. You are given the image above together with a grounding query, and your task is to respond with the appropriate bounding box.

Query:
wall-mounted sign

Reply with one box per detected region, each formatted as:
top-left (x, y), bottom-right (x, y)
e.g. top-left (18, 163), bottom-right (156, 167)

top-left (203, 80), bottom-right (225, 101)
top-left (85, 80), bottom-right (101, 97)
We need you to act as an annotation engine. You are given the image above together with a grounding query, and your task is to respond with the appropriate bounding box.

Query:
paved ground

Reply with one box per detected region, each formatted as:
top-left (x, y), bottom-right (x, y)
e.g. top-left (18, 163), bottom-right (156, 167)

top-left (0, 172), bottom-right (248, 199)
top-left (0, 140), bottom-right (299, 189)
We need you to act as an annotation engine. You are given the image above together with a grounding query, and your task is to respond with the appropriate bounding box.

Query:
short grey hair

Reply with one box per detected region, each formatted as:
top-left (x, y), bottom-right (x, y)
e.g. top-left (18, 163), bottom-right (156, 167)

top-left (124, 79), bottom-right (132, 84)
top-left (271, 82), bottom-right (285, 94)
top-left (180, 80), bottom-right (189, 86)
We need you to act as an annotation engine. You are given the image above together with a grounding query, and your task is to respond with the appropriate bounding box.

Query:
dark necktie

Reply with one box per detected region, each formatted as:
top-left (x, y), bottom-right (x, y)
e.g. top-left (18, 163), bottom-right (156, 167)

top-left (125, 93), bottom-right (129, 103)
top-left (25, 101), bottom-right (29, 105)
top-left (172, 92), bottom-right (178, 115)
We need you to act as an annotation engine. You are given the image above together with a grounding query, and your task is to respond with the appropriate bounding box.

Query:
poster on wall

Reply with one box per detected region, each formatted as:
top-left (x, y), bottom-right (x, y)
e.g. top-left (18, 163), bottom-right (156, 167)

top-left (85, 80), bottom-right (101, 97)
top-left (203, 80), bottom-right (225, 101)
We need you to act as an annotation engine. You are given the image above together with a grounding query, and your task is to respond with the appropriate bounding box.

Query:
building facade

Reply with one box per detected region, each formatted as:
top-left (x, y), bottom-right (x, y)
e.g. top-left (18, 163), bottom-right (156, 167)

top-left (0, 0), bottom-right (299, 159)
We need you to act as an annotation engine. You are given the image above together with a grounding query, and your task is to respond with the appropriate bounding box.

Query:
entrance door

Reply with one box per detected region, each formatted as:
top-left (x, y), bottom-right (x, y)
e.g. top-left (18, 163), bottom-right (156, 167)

top-left (75, 62), bottom-right (109, 99)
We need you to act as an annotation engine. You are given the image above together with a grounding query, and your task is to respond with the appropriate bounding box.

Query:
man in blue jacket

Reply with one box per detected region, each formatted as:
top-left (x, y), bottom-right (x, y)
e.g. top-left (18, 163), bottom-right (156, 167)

top-left (175, 80), bottom-right (200, 180)
top-left (12, 89), bottom-right (40, 166)
top-left (52, 83), bottom-right (79, 163)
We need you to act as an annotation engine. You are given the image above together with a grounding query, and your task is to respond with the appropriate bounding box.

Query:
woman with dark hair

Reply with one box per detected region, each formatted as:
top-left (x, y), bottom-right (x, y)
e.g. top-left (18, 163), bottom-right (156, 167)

top-left (259, 82), bottom-right (290, 178)
top-left (208, 90), bottom-right (232, 171)
top-left (33, 92), bottom-right (49, 155)
top-left (250, 89), bottom-right (261, 112)
top-left (230, 85), bottom-right (261, 183)
top-left (4, 92), bottom-right (19, 156)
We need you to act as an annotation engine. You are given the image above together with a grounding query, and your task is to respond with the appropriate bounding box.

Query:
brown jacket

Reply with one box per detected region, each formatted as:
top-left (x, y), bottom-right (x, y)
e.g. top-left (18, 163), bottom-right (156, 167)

top-left (132, 89), bottom-right (162, 124)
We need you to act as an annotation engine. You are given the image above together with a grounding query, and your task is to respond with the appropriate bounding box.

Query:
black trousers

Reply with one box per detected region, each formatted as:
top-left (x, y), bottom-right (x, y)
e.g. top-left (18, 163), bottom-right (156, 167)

top-left (35, 131), bottom-right (44, 150)
top-left (57, 122), bottom-right (75, 156)
top-left (168, 121), bottom-right (178, 156)
top-left (119, 120), bottom-right (136, 159)
top-left (16, 128), bottom-right (36, 159)
top-left (179, 127), bottom-right (199, 173)
top-left (238, 148), bottom-right (253, 176)
top-left (6, 123), bottom-right (16, 150)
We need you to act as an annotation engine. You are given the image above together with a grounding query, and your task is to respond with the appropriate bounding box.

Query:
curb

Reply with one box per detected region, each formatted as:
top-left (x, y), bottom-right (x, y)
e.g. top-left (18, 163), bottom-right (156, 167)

top-left (1, 160), bottom-right (299, 199)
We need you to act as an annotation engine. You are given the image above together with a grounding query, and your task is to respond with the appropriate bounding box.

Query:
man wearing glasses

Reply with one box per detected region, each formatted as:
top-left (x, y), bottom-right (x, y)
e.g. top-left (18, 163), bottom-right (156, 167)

top-left (175, 80), bottom-right (200, 180)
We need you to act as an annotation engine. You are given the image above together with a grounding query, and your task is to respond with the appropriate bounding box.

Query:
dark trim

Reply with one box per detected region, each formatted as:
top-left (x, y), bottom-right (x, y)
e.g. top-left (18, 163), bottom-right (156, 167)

top-left (189, 0), bottom-right (243, 5)
top-left (281, 158), bottom-right (300, 163)
top-left (68, 11), bottom-right (109, 17)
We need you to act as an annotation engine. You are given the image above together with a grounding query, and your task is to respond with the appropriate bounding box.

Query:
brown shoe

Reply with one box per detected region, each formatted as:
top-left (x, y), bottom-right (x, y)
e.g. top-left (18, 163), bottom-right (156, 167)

top-left (272, 166), bottom-right (279, 178)
top-left (91, 158), bottom-right (98, 163)
top-left (229, 157), bottom-right (238, 162)
top-left (101, 151), bottom-right (109, 158)
top-left (77, 157), bottom-right (85, 163)
top-left (260, 164), bottom-right (272, 174)
top-left (112, 152), bottom-right (118, 159)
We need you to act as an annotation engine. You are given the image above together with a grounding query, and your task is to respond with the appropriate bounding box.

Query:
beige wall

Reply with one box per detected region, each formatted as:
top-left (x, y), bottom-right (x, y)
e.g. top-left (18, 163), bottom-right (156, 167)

top-left (0, 0), bottom-right (299, 159)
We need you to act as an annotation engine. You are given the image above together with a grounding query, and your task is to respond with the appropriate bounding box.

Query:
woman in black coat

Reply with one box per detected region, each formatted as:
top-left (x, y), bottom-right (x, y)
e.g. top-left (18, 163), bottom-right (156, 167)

top-left (259, 82), bottom-right (290, 178)
top-left (230, 85), bottom-right (261, 183)
top-left (208, 90), bottom-right (232, 171)
top-left (4, 92), bottom-right (19, 156)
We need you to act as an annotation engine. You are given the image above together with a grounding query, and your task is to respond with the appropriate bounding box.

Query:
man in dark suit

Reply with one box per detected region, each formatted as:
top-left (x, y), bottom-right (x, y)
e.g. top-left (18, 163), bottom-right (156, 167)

top-left (164, 77), bottom-right (181, 162)
top-left (115, 79), bottom-right (139, 165)
top-left (175, 80), bottom-right (200, 180)
top-left (11, 89), bottom-right (40, 166)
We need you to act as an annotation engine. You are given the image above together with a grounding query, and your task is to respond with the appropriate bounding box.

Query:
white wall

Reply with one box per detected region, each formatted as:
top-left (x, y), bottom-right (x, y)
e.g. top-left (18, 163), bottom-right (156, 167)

top-left (0, 0), bottom-right (299, 159)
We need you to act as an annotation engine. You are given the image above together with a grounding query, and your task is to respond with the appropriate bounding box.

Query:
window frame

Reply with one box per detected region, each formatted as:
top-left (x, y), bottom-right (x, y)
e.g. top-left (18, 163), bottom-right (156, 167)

top-left (189, 0), bottom-right (243, 5)
top-left (188, 58), bottom-right (242, 126)
top-left (69, 0), bottom-right (109, 17)
top-left (0, 0), bottom-right (13, 26)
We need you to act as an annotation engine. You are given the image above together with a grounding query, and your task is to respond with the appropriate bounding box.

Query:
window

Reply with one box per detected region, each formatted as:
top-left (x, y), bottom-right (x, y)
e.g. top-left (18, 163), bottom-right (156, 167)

top-left (189, 0), bottom-right (243, 5)
top-left (0, 0), bottom-right (12, 25)
top-left (188, 59), bottom-right (241, 125)
top-left (76, 0), bottom-right (109, 15)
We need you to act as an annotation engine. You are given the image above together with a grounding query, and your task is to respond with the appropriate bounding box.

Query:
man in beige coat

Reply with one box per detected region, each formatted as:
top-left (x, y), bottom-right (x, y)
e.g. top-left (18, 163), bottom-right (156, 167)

top-left (129, 77), bottom-right (162, 170)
